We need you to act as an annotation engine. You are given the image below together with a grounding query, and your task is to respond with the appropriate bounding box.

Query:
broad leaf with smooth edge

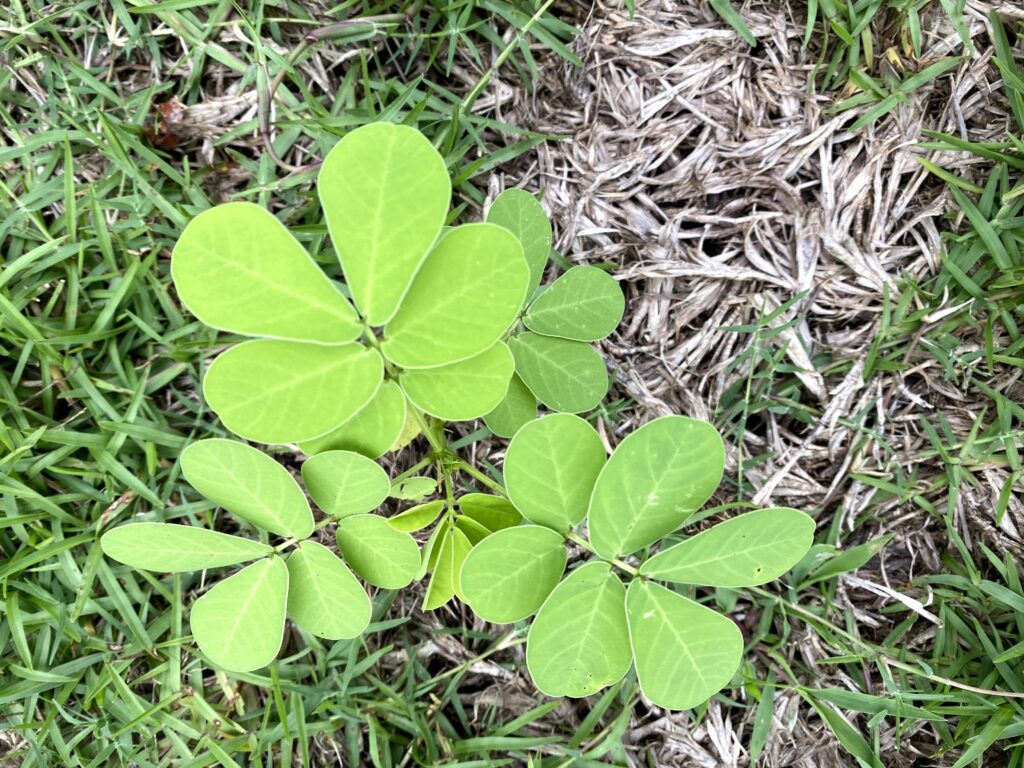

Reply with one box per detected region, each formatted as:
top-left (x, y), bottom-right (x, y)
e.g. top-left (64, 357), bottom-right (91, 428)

top-left (588, 416), bottom-right (724, 561)
top-left (286, 541), bottom-right (371, 639)
top-left (318, 122), bottom-right (450, 325)
top-left (203, 340), bottom-right (383, 444)
top-left (504, 414), bottom-right (606, 531)
top-left (388, 500), bottom-right (445, 532)
top-left (626, 580), bottom-right (743, 710)
top-left (101, 523), bottom-right (272, 572)
top-left (524, 266), bottom-right (624, 341)
top-left (526, 561), bottom-right (631, 698)
top-left (190, 557), bottom-right (288, 672)
top-left (172, 202), bottom-right (360, 344)
top-left (301, 450), bottom-right (389, 518)
top-left (335, 514), bottom-right (419, 589)
top-left (640, 508), bottom-right (815, 587)
top-left (461, 525), bottom-right (566, 623)
top-left (382, 224), bottom-right (529, 368)
top-left (423, 524), bottom-right (472, 609)
top-left (486, 188), bottom-right (551, 300)
top-left (399, 342), bottom-right (514, 420)
top-left (298, 380), bottom-right (406, 458)
top-left (458, 493), bottom-right (521, 532)
top-left (483, 373), bottom-right (537, 438)
top-left (181, 440), bottom-right (313, 539)
top-left (510, 333), bottom-right (607, 413)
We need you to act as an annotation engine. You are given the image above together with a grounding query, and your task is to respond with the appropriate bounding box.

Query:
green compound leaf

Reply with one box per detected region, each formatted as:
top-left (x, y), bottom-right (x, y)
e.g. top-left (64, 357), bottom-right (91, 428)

top-left (301, 450), bottom-right (390, 518)
top-left (399, 342), bottom-right (514, 421)
top-left (504, 414), bottom-right (606, 531)
top-left (526, 561), bottom-right (631, 698)
top-left (203, 340), bottom-right (383, 444)
top-left (587, 416), bottom-right (724, 561)
top-left (180, 439), bottom-right (313, 540)
top-left (101, 523), bottom-right (272, 572)
top-left (423, 524), bottom-right (473, 610)
top-left (382, 224), bottom-right (529, 368)
top-left (460, 525), bottom-right (566, 623)
top-left (286, 541), bottom-right (371, 640)
top-left (171, 202), bottom-right (361, 345)
top-left (524, 266), bottom-right (624, 342)
top-left (388, 500), bottom-right (445, 533)
top-left (625, 580), bottom-right (743, 710)
top-left (458, 493), bottom-right (521, 533)
top-left (318, 122), bottom-right (450, 325)
top-left (483, 373), bottom-right (537, 438)
top-left (335, 514), bottom-right (420, 589)
top-left (486, 188), bottom-right (552, 300)
top-left (509, 333), bottom-right (608, 413)
top-left (641, 508), bottom-right (816, 587)
top-left (190, 557), bottom-right (288, 672)
top-left (298, 380), bottom-right (406, 459)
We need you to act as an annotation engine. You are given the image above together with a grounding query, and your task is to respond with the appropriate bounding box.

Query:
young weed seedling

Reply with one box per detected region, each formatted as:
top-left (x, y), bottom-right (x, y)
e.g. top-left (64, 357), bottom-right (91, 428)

top-left (101, 122), bottom-right (814, 709)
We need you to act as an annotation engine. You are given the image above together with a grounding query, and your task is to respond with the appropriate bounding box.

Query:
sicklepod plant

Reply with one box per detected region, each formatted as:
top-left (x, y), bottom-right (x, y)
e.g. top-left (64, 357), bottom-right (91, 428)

top-left (100, 121), bottom-right (814, 710)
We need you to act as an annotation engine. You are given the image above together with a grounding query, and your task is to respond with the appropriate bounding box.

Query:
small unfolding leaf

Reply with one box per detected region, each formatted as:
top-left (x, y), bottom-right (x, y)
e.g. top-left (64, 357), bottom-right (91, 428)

top-left (190, 557), bottom-right (288, 672)
top-left (423, 524), bottom-right (472, 609)
top-left (504, 414), bottom-right (606, 531)
top-left (483, 373), bottom-right (537, 438)
top-left (625, 580), bottom-right (742, 710)
top-left (388, 500), bottom-right (445, 532)
top-left (526, 561), bottom-right (631, 698)
top-left (286, 541), bottom-right (371, 640)
top-left (800, 534), bottom-right (894, 587)
top-left (399, 342), bottom-right (514, 420)
top-left (458, 493), bottom-right (521, 532)
top-left (455, 515), bottom-right (492, 544)
top-left (299, 380), bottom-right (406, 458)
top-left (203, 340), bottom-right (383, 444)
top-left (318, 122), bottom-right (450, 325)
top-left (641, 508), bottom-right (815, 587)
top-left (588, 416), bottom-right (724, 561)
top-left (461, 526), bottom-right (566, 623)
top-left (524, 266), bottom-right (624, 341)
top-left (101, 523), bottom-right (272, 572)
top-left (382, 224), bottom-right (529, 368)
top-left (301, 450), bottom-right (389, 518)
top-left (510, 333), bottom-right (608, 413)
top-left (486, 188), bottom-right (552, 300)
top-left (390, 475), bottom-right (437, 501)
top-left (335, 514), bottom-right (420, 589)
top-left (180, 439), bottom-right (313, 539)
top-left (172, 202), bottom-right (361, 344)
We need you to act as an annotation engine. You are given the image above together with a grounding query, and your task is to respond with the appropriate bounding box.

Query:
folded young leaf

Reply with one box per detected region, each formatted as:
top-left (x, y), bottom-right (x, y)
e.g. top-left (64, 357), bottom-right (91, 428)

top-left (190, 557), bottom-right (288, 672)
top-left (101, 523), bottom-right (272, 572)
top-left (461, 526), bottom-right (566, 623)
top-left (524, 266), bottom-right (624, 342)
top-left (504, 414), bottom-right (606, 531)
top-left (389, 475), bottom-right (436, 501)
top-left (171, 202), bottom-right (361, 345)
top-left (640, 508), bottom-right (815, 587)
top-left (381, 224), bottom-right (529, 369)
top-left (454, 515), bottom-right (492, 545)
top-left (423, 524), bottom-right (472, 609)
top-left (526, 561), bottom-right (631, 698)
top-left (301, 450), bottom-right (389, 518)
top-left (203, 340), bottom-right (383, 444)
top-left (298, 380), bottom-right (407, 459)
top-left (388, 500), bottom-right (445, 533)
top-left (486, 188), bottom-right (552, 301)
top-left (509, 333), bottom-right (608, 413)
top-left (286, 541), bottom-right (371, 640)
top-left (588, 416), bottom-right (724, 561)
top-left (625, 580), bottom-right (742, 710)
top-left (399, 342), bottom-right (514, 420)
top-left (457, 493), bottom-right (521, 532)
top-left (318, 122), bottom-right (450, 326)
top-left (335, 514), bottom-right (420, 589)
top-left (483, 373), bottom-right (537, 438)
top-left (181, 439), bottom-right (313, 539)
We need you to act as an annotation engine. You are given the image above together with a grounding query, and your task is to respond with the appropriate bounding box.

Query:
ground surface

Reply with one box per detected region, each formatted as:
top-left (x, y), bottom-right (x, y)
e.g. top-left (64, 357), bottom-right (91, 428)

top-left (2, 0), bottom-right (1024, 766)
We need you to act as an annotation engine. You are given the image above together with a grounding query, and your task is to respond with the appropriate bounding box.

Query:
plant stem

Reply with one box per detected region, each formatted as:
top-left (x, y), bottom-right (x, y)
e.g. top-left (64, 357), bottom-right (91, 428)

top-left (391, 455), bottom-right (436, 484)
top-left (565, 531), bottom-right (639, 576)
top-left (455, 459), bottom-right (507, 497)
top-left (273, 517), bottom-right (334, 552)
